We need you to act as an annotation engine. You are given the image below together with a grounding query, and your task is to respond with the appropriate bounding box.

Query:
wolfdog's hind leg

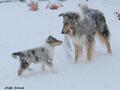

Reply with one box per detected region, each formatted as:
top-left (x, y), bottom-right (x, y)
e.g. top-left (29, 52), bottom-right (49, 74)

top-left (18, 68), bottom-right (24, 76)
top-left (18, 59), bottom-right (29, 76)
top-left (105, 39), bottom-right (112, 54)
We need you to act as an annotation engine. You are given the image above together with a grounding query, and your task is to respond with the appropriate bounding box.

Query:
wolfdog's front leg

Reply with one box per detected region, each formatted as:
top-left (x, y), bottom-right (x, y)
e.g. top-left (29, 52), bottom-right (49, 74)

top-left (86, 41), bottom-right (94, 62)
top-left (74, 44), bottom-right (81, 63)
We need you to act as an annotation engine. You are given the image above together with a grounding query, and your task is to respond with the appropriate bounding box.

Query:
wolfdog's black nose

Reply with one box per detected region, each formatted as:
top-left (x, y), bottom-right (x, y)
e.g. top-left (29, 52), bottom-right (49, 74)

top-left (61, 30), bottom-right (64, 34)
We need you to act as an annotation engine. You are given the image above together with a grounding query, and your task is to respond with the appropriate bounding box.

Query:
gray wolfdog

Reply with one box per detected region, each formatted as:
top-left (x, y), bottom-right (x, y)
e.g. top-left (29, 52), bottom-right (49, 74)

top-left (59, 4), bottom-right (112, 62)
top-left (11, 35), bottom-right (62, 76)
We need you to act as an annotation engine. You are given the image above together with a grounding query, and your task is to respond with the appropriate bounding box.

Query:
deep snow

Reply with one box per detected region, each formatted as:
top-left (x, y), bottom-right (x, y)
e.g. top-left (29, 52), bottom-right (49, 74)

top-left (0, 0), bottom-right (120, 90)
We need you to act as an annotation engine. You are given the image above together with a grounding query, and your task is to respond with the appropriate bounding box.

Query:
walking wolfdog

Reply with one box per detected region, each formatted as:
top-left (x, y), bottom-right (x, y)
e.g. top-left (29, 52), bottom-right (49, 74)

top-left (11, 35), bottom-right (62, 76)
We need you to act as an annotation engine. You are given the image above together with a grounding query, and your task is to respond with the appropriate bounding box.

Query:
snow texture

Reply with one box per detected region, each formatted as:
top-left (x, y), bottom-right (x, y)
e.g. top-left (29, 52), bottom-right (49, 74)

top-left (0, 0), bottom-right (120, 90)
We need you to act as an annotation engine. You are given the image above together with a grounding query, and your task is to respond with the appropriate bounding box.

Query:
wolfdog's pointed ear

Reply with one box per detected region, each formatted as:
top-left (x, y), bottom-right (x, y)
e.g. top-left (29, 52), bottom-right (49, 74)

top-left (46, 35), bottom-right (54, 43)
top-left (47, 35), bottom-right (54, 41)
top-left (48, 35), bottom-right (53, 39)
top-left (59, 13), bottom-right (64, 17)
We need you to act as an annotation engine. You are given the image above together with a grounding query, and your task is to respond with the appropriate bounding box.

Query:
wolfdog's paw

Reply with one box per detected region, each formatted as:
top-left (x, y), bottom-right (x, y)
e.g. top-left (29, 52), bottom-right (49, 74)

top-left (74, 59), bottom-right (83, 64)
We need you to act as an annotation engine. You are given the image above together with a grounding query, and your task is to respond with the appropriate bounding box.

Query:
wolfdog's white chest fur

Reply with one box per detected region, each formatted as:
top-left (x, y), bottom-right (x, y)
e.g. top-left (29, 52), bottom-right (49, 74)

top-left (70, 35), bottom-right (87, 46)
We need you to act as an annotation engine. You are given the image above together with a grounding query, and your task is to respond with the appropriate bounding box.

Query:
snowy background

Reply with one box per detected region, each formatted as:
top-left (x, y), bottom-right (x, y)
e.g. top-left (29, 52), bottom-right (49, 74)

top-left (0, 0), bottom-right (120, 90)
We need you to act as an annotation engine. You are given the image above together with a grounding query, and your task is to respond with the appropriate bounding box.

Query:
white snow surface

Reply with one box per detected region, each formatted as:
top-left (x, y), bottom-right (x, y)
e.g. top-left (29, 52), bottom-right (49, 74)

top-left (0, 0), bottom-right (120, 90)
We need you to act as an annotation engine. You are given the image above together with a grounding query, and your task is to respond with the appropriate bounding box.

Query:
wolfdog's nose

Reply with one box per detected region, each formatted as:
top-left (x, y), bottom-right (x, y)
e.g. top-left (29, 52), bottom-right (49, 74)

top-left (60, 41), bottom-right (63, 43)
top-left (61, 30), bottom-right (64, 34)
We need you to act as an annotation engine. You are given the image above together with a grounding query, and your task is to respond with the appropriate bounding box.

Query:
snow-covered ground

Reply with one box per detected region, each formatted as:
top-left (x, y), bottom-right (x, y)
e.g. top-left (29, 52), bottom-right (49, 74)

top-left (0, 0), bottom-right (120, 90)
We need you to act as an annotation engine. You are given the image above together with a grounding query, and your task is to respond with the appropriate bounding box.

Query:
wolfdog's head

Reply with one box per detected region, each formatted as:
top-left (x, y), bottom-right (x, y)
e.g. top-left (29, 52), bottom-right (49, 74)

top-left (59, 12), bottom-right (80, 35)
top-left (46, 35), bottom-right (62, 47)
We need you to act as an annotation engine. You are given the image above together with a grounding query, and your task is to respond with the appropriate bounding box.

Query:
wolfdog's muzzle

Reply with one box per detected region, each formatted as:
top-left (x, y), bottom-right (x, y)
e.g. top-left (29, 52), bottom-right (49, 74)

top-left (61, 25), bottom-right (73, 35)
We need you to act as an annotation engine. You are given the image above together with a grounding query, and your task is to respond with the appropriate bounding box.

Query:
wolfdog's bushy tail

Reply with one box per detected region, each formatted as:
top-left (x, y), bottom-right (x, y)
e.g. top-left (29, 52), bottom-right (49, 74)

top-left (97, 23), bottom-right (110, 43)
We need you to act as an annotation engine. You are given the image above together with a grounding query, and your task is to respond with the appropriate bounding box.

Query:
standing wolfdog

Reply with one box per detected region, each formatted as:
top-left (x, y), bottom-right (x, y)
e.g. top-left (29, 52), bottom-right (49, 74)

top-left (59, 4), bottom-right (112, 62)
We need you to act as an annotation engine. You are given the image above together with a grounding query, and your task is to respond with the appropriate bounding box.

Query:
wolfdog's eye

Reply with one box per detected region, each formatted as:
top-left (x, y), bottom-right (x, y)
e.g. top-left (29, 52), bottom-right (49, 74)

top-left (75, 22), bottom-right (78, 25)
top-left (51, 37), bottom-right (57, 41)
top-left (75, 21), bottom-right (78, 25)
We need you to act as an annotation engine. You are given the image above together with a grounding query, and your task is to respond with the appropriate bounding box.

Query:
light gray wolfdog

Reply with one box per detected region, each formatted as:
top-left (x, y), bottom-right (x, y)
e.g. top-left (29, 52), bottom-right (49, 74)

top-left (11, 35), bottom-right (62, 76)
top-left (59, 4), bottom-right (112, 62)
